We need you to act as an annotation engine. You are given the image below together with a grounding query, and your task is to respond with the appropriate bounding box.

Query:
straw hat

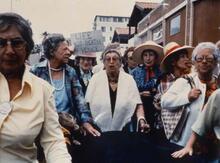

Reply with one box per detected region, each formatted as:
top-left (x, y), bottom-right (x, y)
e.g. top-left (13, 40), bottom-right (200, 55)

top-left (132, 41), bottom-right (163, 64)
top-left (160, 42), bottom-right (193, 70)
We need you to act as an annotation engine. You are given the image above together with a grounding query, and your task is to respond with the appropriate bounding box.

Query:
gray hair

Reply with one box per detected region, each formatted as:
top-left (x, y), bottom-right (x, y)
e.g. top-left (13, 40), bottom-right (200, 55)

top-left (192, 42), bottom-right (219, 62)
top-left (0, 13), bottom-right (34, 58)
top-left (102, 43), bottom-right (122, 62)
top-left (42, 33), bottom-right (65, 59)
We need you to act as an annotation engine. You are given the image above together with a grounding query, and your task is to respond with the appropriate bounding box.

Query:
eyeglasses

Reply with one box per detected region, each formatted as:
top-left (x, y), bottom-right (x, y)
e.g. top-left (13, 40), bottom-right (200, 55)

top-left (195, 56), bottom-right (215, 62)
top-left (0, 38), bottom-right (26, 50)
top-left (104, 56), bottom-right (120, 62)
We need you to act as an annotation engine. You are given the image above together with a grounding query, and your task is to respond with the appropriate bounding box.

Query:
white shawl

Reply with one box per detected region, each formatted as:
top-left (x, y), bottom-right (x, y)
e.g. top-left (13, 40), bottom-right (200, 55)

top-left (85, 70), bottom-right (142, 132)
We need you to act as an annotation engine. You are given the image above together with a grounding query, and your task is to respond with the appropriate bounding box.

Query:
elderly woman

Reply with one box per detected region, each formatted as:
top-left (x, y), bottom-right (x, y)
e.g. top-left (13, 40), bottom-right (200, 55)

top-left (169, 89), bottom-right (220, 162)
top-left (161, 42), bottom-right (219, 158)
top-left (153, 42), bottom-right (193, 140)
top-left (0, 13), bottom-right (71, 162)
top-left (122, 46), bottom-right (137, 74)
top-left (131, 41), bottom-right (163, 129)
top-left (85, 44), bottom-right (149, 132)
top-left (74, 52), bottom-right (96, 95)
top-left (30, 34), bottom-right (99, 137)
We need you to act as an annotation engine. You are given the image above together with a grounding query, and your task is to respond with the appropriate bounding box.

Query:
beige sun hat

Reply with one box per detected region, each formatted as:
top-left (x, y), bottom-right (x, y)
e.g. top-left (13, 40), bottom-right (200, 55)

top-left (160, 42), bottom-right (193, 70)
top-left (132, 41), bottom-right (163, 64)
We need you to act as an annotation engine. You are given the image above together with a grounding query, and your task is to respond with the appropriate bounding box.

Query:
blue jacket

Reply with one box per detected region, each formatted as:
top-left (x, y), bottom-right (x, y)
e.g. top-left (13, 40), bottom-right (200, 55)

top-left (30, 60), bottom-right (93, 123)
top-left (131, 64), bottom-right (161, 92)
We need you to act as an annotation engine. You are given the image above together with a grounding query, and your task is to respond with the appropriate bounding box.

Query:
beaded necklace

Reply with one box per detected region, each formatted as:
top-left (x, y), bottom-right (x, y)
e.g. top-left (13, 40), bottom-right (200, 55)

top-left (48, 61), bottom-right (65, 91)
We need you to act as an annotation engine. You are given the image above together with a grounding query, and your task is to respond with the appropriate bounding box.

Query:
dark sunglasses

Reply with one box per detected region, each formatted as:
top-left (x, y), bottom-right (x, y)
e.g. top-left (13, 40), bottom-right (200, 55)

top-left (0, 38), bottom-right (26, 50)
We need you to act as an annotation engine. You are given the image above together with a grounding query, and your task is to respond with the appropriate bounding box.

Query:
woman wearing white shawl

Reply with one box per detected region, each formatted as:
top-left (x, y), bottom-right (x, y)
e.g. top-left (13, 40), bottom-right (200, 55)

top-left (85, 45), bottom-right (150, 132)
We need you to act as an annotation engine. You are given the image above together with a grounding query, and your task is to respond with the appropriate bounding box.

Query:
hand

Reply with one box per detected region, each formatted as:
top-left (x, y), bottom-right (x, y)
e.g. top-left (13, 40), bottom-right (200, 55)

top-left (171, 146), bottom-right (193, 158)
top-left (81, 122), bottom-right (101, 137)
top-left (139, 119), bottom-right (150, 133)
top-left (188, 88), bottom-right (201, 102)
top-left (140, 91), bottom-right (151, 97)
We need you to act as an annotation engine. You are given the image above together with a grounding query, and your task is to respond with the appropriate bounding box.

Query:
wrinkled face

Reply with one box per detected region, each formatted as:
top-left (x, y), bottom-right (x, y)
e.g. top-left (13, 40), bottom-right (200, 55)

top-left (127, 51), bottom-right (137, 69)
top-left (104, 52), bottom-right (121, 74)
top-left (194, 48), bottom-right (216, 75)
top-left (53, 41), bottom-right (71, 64)
top-left (0, 25), bottom-right (27, 75)
top-left (142, 50), bottom-right (157, 67)
top-left (79, 57), bottom-right (93, 72)
top-left (174, 51), bottom-right (191, 72)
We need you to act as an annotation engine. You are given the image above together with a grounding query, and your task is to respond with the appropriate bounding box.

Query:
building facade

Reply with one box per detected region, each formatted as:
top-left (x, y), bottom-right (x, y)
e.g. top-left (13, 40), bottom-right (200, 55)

top-left (93, 15), bottom-right (129, 47)
top-left (132, 0), bottom-right (220, 46)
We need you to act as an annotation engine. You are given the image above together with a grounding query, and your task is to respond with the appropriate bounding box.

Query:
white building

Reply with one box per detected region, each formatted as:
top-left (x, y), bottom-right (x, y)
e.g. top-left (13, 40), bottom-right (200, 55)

top-left (93, 15), bottom-right (129, 47)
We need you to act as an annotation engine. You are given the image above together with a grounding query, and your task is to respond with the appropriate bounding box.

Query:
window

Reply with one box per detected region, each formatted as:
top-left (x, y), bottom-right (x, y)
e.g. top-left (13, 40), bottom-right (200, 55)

top-left (118, 17), bottom-right (123, 22)
top-left (109, 37), bottom-right (112, 41)
top-left (107, 17), bottom-right (111, 22)
top-left (170, 15), bottom-right (180, 36)
top-left (113, 17), bottom-right (118, 22)
top-left (101, 26), bottom-right (106, 32)
top-left (152, 25), bottom-right (162, 41)
top-left (110, 27), bottom-right (112, 31)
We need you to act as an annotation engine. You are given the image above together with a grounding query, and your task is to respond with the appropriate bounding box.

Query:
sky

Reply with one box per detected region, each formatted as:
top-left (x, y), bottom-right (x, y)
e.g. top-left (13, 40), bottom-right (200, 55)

top-left (0, 0), bottom-right (162, 43)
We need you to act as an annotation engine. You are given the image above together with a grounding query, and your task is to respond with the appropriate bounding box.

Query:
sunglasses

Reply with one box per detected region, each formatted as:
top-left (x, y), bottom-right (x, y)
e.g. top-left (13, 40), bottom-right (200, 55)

top-left (0, 38), bottom-right (26, 50)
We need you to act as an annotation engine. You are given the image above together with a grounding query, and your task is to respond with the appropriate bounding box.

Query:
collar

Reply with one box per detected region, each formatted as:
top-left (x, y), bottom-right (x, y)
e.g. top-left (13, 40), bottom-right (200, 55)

top-left (80, 68), bottom-right (91, 76)
top-left (38, 59), bottom-right (72, 72)
top-left (37, 59), bottom-right (48, 68)
top-left (22, 65), bottom-right (33, 90)
top-left (0, 65), bottom-right (33, 98)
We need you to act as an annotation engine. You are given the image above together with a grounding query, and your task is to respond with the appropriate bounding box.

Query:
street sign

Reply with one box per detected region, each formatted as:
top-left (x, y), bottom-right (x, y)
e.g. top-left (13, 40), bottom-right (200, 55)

top-left (70, 30), bottom-right (105, 55)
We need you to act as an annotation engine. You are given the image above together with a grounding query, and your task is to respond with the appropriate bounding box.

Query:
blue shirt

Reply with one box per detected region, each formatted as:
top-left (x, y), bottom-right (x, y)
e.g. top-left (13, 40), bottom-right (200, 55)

top-left (30, 60), bottom-right (93, 123)
top-left (131, 65), bottom-right (161, 92)
top-left (53, 79), bottom-right (71, 113)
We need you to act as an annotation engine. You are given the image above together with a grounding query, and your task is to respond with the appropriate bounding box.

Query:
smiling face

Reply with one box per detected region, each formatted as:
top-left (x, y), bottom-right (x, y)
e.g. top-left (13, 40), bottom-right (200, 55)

top-left (53, 41), bottom-right (71, 64)
top-left (0, 25), bottom-right (27, 76)
top-left (142, 50), bottom-right (157, 67)
top-left (173, 50), bottom-right (191, 72)
top-left (194, 48), bottom-right (217, 75)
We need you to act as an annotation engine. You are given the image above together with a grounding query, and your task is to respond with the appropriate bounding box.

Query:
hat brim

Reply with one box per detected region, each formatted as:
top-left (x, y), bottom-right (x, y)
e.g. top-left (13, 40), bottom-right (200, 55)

top-left (133, 44), bottom-right (163, 64)
top-left (160, 46), bottom-right (194, 71)
top-left (76, 53), bottom-right (96, 58)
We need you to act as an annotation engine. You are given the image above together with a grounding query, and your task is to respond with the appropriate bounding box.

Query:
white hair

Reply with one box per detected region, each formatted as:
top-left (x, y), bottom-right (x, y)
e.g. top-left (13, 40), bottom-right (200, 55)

top-left (192, 42), bottom-right (219, 62)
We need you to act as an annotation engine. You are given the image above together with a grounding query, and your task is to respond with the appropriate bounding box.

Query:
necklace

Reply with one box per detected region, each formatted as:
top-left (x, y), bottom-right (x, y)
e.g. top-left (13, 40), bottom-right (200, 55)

top-left (50, 67), bottom-right (63, 72)
top-left (48, 61), bottom-right (65, 91)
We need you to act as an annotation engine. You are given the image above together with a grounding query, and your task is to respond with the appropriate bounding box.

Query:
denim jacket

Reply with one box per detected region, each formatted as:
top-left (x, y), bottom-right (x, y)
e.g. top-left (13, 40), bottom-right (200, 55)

top-left (30, 60), bottom-right (93, 123)
top-left (131, 64), bottom-right (161, 92)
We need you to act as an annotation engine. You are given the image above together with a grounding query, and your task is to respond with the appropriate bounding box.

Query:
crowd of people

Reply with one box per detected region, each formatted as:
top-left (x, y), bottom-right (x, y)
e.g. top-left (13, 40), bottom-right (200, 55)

top-left (0, 12), bottom-right (220, 163)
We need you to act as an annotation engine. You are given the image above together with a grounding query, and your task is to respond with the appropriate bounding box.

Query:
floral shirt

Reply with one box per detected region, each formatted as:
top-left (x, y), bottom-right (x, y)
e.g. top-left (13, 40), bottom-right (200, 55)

top-left (30, 60), bottom-right (93, 123)
top-left (131, 64), bottom-right (161, 92)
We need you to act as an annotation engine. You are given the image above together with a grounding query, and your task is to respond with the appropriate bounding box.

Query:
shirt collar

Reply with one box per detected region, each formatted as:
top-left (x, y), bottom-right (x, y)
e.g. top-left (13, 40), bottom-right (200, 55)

top-left (0, 65), bottom-right (33, 100)
top-left (22, 65), bottom-right (33, 90)
top-left (80, 68), bottom-right (91, 77)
